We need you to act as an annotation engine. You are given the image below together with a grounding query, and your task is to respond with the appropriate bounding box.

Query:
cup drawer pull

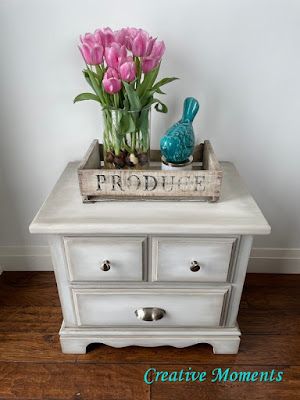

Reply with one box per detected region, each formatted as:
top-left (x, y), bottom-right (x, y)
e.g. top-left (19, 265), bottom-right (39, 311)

top-left (190, 260), bottom-right (201, 272)
top-left (100, 260), bottom-right (111, 271)
top-left (135, 307), bottom-right (166, 321)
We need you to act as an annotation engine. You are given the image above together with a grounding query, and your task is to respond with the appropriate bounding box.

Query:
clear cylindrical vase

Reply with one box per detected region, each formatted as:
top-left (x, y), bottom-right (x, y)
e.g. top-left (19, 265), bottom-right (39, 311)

top-left (102, 107), bottom-right (151, 169)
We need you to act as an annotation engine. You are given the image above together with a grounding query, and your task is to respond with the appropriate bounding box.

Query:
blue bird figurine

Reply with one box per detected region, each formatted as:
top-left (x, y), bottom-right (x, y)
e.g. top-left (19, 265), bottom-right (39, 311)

top-left (160, 97), bottom-right (199, 164)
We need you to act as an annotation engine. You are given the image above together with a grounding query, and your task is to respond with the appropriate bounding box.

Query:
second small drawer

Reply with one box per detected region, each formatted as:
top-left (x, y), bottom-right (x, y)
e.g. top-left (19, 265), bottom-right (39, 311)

top-left (64, 236), bottom-right (146, 282)
top-left (152, 237), bottom-right (236, 282)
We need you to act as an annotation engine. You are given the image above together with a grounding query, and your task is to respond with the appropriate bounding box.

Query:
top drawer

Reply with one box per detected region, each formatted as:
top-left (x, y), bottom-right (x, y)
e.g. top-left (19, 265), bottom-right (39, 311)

top-left (64, 237), bottom-right (146, 282)
top-left (152, 237), bottom-right (236, 282)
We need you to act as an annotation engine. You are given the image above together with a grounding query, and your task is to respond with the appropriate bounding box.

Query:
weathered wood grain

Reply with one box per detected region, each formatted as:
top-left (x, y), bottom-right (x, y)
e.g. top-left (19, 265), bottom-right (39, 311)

top-left (0, 272), bottom-right (58, 307)
top-left (78, 139), bottom-right (100, 171)
top-left (0, 306), bottom-right (62, 333)
top-left (0, 362), bottom-right (150, 400)
top-left (78, 140), bottom-right (222, 201)
top-left (150, 366), bottom-right (300, 400)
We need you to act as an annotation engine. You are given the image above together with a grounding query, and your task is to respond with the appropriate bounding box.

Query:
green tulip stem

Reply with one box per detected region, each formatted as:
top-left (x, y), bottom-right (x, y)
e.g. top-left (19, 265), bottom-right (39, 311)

top-left (113, 94), bottom-right (119, 109)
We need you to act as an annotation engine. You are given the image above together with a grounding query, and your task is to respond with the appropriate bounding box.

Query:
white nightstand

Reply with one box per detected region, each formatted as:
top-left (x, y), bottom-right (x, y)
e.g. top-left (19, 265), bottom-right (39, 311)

top-left (29, 162), bottom-right (270, 354)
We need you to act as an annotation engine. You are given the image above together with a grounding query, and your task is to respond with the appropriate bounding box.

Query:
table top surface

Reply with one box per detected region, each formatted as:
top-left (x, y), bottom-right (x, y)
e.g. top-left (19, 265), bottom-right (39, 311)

top-left (29, 162), bottom-right (270, 235)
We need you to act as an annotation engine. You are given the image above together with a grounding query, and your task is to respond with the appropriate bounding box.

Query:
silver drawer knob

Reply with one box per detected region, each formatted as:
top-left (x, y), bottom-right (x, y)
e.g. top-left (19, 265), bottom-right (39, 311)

top-left (135, 307), bottom-right (166, 321)
top-left (100, 260), bottom-right (111, 271)
top-left (190, 260), bottom-right (201, 272)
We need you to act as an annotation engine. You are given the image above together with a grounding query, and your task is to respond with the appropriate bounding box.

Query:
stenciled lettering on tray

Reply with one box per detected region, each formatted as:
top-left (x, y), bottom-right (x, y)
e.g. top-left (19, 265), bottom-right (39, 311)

top-left (96, 173), bottom-right (206, 193)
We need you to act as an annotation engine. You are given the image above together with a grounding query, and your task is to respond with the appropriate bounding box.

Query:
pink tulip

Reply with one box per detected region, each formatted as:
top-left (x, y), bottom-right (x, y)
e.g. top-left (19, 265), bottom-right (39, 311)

top-left (141, 57), bottom-right (160, 73)
top-left (114, 28), bottom-right (127, 46)
top-left (119, 61), bottom-right (136, 82)
top-left (132, 30), bottom-right (149, 57)
top-left (128, 27), bottom-right (139, 39)
top-left (80, 32), bottom-right (97, 47)
top-left (79, 43), bottom-right (104, 65)
top-left (117, 44), bottom-right (127, 65)
top-left (105, 45), bottom-right (119, 69)
top-left (145, 37), bottom-right (156, 56)
top-left (93, 29), bottom-right (103, 45)
top-left (126, 28), bottom-right (139, 49)
top-left (95, 27), bottom-right (115, 46)
top-left (150, 40), bottom-right (165, 59)
top-left (114, 28), bottom-right (130, 49)
top-left (141, 40), bottom-right (165, 73)
top-left (102, 67), bottom-right (122, 94)
top-left (105, 43), bottom-right (128, 68)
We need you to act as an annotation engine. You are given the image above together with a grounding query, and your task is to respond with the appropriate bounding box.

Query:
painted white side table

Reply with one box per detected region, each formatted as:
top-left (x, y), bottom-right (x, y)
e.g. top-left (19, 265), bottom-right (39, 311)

top-left (30, 162), bottom-right (270, 354)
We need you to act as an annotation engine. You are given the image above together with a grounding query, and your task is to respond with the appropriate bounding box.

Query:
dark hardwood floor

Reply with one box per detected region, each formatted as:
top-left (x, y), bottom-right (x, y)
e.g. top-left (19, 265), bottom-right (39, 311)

top-left (0, 272), bottom-right (299, 399)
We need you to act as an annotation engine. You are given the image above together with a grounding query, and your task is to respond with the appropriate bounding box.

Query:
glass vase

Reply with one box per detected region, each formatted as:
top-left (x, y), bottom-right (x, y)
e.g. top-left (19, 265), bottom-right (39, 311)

top-left (102, 107), bottom-right (151, 169)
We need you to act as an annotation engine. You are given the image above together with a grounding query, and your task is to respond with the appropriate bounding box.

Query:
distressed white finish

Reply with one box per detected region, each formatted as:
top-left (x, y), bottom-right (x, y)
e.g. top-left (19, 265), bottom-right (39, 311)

top-left (64, 236), bottom-right (146, 282)
top-left (29, 162), bottom-right (270, 354)
top-left (152, 237), bottom-right (236, 282)
top-left (72, 287), bottom-right (229, 327)
top-left (59, 324), bottom-right (241, 354)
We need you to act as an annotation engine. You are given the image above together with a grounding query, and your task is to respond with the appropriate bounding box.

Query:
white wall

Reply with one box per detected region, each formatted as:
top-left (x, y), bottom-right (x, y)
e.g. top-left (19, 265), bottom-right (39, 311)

top-left (0, 0), bottom-right (300, 260)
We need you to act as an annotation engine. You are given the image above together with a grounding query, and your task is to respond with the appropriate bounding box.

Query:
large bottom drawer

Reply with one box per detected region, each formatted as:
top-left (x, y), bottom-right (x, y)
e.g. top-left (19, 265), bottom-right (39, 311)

top-left (72, 288), bottom-right (230, 327)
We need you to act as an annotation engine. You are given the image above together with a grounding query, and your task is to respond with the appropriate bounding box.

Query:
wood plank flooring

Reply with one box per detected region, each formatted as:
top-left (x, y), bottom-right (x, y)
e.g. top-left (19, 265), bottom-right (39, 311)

top-left (0, 272), bottom-right (299, 399)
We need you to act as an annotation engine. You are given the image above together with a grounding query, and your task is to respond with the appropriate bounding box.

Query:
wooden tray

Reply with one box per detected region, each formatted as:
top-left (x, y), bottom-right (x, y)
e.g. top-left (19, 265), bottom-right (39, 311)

top-left (78, 140), bottom-right (222, 202)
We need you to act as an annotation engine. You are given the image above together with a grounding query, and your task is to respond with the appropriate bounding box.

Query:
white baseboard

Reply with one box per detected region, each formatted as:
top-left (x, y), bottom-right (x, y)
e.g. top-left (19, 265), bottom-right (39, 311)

top-left (0, 246), bottom-right (299, 273)
top-left (247, 248), bottom-right (300, 273)
top-left (0, 246), bottom-right (52, 271)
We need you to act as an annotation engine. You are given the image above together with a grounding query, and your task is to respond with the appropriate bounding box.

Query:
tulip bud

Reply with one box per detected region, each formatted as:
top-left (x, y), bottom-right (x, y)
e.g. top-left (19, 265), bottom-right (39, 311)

top-left (102, 67), bottom-right (122, 94)
top-left (141, 57), bottom-right (159, 74)
top-left (141, 40), bottom-right (165, 73)
top-left (94, 29), bottom-right (104, 45)
top-left (128, 27), bottom-right (139, 38)
top-left (80, 33), bottom-right (97, 47)
top-left (79, 43), bottom-right (104, 65)
top-left (150, 40), bottom-right (165, 59)
top-left (114, 28), bottom-right (127, 46)
top-left (119, 45), bottom-right (127, 62)
top-left (119, 61), bottom-right (136, 82)
top-left (105, 46), bottom-right (119, 69)
top-left (145, 37), bottom-right (156, 56)
top-left (100, 27), bottom-right (115, 46)
top-left (132, 31), bottom-right (148, 57)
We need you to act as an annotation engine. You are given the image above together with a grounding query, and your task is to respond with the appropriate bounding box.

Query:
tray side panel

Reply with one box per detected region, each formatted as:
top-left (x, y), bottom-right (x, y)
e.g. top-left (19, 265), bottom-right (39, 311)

top-left (79, 169), bottom-right (221, 199)
top-left (78, 140), bottom-right (222, 201)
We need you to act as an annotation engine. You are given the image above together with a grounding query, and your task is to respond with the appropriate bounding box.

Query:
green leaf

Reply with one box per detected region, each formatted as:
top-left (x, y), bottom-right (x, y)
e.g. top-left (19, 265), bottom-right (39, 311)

top-left (123, 94), bottom-right (130, 111)
top-left (119, 113), bottom-right (136, 134)
top-left (137, 64), bottom-right (160, 97)
top-left (140, 86), bottom-right (165, 107)
top-left (141, 97), bottom-right (168, 113)
top-left (155, 87), bottom-right (165, 95)
top-left (73, 93), bottom-right (100, 103)
top-left (139, 108), bottom-right (149, 133)
top-left (123, 81), bottom-right (142, 111)
top-left (95, 65), bottom-right (104, 81)
top-left (154, 99), bottom-right (168, 113)
top-left (85, 67), bottom-right (105, 104)
top-left (135, 57), bottom-right (142, 82)
top-left (83, 70), bottom-right (93, 90)
top-left (151, 77), bottom-right (178, 91)
top-left (140, 94), bottom-right (152, 108)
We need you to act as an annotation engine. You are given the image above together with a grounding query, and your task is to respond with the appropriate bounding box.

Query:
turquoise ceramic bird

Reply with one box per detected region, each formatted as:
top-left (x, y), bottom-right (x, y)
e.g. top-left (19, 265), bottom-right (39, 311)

top-left (160, 97), bottom-right (199, 163)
